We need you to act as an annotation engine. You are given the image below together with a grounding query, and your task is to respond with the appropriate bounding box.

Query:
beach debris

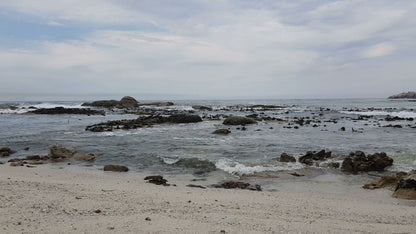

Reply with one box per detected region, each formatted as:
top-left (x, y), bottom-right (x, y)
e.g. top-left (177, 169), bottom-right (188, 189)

top-left (49, 145), bottom-right (75, 159)
top-left (186, 184), bottom-right (206, 189)
top-left (223, 116), bottom-right (257, 125)
top-left (28, 107), bottom-right (105, 115)
top-left (341, 151), bottom-right (393, 173)
top-left (279, 153), bottom-right (296, 163)
top-left (299, 150), bottom-right (332, 165)
top-left (0, 147), bottom-right (15, 157)
top-left (212, 129), bottom-right (231, 135)
top-left (85, 114), bottom-right (202, 132)
top-left (74, 153), bottom-right (96, 161)
top-left (103, 165), bottom-right (129, 172)
top-left (144, 175), bottom-right (168, 185)
top-left (211, 181), bottom-right (262, 191)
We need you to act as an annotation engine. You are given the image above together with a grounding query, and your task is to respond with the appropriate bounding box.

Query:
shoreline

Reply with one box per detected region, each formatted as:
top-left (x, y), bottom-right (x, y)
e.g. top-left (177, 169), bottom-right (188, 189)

top-left (1, 164), bottom-right (416, 233)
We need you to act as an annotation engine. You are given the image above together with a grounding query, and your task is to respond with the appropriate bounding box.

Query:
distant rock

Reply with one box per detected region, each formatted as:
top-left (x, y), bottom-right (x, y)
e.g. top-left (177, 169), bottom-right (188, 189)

top-left (223, 116), bottom-right (257, 125)
top-left (212, 129), bottom-right (231, 135)
top-left (49, 145), bottom-right (75, 159)
top-left (341, 151), bottom-right (393, 173)
top-left (139, 102), bottom-right (174, 107)
top-left (388, 91), bottom-right (416, 99)
top-left (82, 96), bottom-right (139, 108)
top-left (28, 107), bottom-right (105, 115)
top-left (103, 165), bottom-right (129, 172)
top-left (279, 153), bottom-right (296, 163)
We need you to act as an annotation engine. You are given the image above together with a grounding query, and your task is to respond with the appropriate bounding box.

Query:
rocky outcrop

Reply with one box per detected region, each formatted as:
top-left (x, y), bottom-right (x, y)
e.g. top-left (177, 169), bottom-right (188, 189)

top-left (388, 91), bottom-right (416, 99)
top-left (49, 145), bottom-right (75, 159)
top-left (103, 165), bottom-right (129, 172)
top-left (279, 153), bottom-right (296, 163)
top-left (212, 129), bottom-right (231, 135)
top-left (341, 151), bottom-right (393, 173)
top-left (86, 114), bottom-right (202, 132)
top-left (28, 107), bottom-right (105, 115)
top-left (0, 147), bottom-right (15, 157)
top-left (144, 175), bottom-right (168, 185)
top-left (82, 96), bottom-right (139, 108)
top-left (363, 171), bottom-right (416, 200)
top-left (223, 116), bottom-right (257, 125)
top-left (211, 181), bottom-right (262, 191)
top-left (74, 154), bottom-right (96, 161)
top-left (299, 150), bottom-right (331, 165)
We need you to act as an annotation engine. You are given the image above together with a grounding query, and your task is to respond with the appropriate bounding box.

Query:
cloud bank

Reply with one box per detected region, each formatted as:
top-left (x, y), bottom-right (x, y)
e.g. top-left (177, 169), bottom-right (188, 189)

top-left (0, 0), bottom-right (415, 99)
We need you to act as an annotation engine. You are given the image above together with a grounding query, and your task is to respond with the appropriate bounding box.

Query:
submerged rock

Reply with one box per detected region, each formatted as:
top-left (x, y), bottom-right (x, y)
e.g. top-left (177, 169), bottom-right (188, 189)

top-left (223, 116), bottom-right (257, 125)
top-left (0, 147), bottom-right (15, 157)
top-left (299, 150), bottom-right (331, 165)
top-left (103, 165), bottom-right (129, 172)
top-left (341, 151), bottom-right (393, 173)
top-left (49, 145), bottom-right (75, 159)
top-left (172, 158), bottom-right (217, 172)
top-left (28, 107), bottom-right (104, 115)
top-left (279, 153), bottom-right (296, 163)
top-left (212, 129), bottom-right (231, 135)
top-left (144, 175), bottom-right (168, 185)
top-left (212, 181), bottom-right (262, 191)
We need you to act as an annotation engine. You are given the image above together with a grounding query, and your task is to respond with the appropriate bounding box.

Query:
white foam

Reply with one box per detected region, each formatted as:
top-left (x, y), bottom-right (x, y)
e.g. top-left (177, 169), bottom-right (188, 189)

top-left (340, 110), bottom-right (416, 118)
top-left (0, 102), bottom-right (86, 114)
top-left (215, 158), bottom-right (304, 175)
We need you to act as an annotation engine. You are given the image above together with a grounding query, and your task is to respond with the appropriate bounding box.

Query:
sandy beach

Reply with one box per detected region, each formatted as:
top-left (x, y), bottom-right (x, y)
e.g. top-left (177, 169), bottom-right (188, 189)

top-left (1, 164), bottom-right (415, 234)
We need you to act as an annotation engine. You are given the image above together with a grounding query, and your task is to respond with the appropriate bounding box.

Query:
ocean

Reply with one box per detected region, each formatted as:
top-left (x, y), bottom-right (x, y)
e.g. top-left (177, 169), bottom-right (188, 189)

top-left (1, 98), bottom-right (415, 182)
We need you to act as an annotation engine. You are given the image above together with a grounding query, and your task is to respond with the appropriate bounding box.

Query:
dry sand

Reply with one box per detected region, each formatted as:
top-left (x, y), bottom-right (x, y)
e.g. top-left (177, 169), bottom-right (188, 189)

top-left (1, 164), bottom-right (416, 233)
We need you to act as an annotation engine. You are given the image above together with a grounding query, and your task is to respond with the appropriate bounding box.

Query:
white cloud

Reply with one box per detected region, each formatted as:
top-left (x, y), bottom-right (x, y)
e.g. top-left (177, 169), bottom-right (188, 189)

top-left (362, 43), bottom-right (396, 58)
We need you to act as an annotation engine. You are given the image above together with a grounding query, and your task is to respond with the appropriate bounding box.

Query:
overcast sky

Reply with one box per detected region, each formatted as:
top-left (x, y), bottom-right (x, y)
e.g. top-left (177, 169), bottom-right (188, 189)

top-left (0, 0), bottom-right (415, 100)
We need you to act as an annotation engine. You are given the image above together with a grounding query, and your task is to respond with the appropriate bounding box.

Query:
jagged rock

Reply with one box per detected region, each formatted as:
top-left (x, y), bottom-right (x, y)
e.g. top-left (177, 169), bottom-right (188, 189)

top-left (388, 91), bottom-right (416, 99)
top-left (74, 154), bottom-right (96, 161)
top-left (223, 116), bottom-right (257, 125)
top-left (211, 181), bottom-right (262, 191)
top-left (279, 153), bottom-right (296, 163)
top-left (49, 145), bottom-right (75, 159)
top-left (144, 175), bottom-right (168, 185)
top-left (103, 165), bottom-right (129, 172)
top-left (212, 129), bottom-right (231, 135)
top-left (28, 107), bottom-right (104, 115)
top-left (299, 150), bottom-right (331, 165)
top-left (192, 105), bottom-right (212, 111)
top-left (341, 151), bottom-right (393, 173)
top-left (0, 147), bottom-right (14, 157)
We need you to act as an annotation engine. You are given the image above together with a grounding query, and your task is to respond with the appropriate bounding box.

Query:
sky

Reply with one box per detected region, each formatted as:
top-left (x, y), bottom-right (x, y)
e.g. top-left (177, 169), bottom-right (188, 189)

top-left (0, 0), bottom-right (415, 100)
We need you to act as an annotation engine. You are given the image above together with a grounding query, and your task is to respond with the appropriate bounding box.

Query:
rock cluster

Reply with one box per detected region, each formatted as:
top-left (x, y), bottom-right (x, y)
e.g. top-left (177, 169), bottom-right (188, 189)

top-left (211, 181), bottom-right (262, 191)
top-left (299, 150), bottom-right (332, 165)
top-left (82, 96), bottom-right (139, 108)
top-left (341, 151), bottom-right (393, 173)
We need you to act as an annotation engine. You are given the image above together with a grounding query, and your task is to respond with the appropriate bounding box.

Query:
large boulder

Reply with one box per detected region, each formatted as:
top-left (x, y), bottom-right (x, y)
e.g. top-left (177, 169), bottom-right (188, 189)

top-left (299, 150), bottom-right (331, 165)
top-left (279, 153), bottom-right (296, 163)
top-left (223, 116), bottom-right (257, 125)
top-left (103, 165), bottom-right (129, 172)
top-left (49, 145), bottom-right (75, 159)
top-left (117, 96), bottom-right (139, 108)
top-left (341, 151), bottom-right (393, 173)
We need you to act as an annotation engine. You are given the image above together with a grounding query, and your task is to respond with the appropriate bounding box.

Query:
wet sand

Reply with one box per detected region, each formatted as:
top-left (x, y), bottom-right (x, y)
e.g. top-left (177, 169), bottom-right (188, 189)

top-left (1, 164), bottom-right (416, 233)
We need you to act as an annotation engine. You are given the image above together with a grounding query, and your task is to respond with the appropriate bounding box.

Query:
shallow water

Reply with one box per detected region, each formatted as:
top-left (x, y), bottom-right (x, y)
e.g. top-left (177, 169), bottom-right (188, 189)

top-left (1, 98), bottom-right (415, 177)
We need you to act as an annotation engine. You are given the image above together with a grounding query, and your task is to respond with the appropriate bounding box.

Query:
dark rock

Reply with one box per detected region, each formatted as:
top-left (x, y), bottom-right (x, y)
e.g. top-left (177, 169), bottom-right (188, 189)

top-left (223, 116), bottom-right (257, 125)
top-left (393, 171), bottom-right (416, 200)
top-left (289, 172), bottom-right (304, 177)
top-left (8, 158), bottom-right (22, 163)
top-left (388, 91), bottom-right (416, 99)
top-left (341, 151), bottom-right (393, 173)
top-left (118, 96), bottom-right (139, 108)
top-left (139, 102), bottom-right (174, 107)
top-left (340, 127), bottom-right (346, 131)
top-left (28, 107), bottom-right (105, 115)
top-left (49, 145), bottom-right (75, 159)
top-left (299, 150), bottom-right (331, 165)
top-left (144, 175), bottom-right (168, 185)
top-left (82, 100), bottom-right (119, 108)
top-left (383, 124), bottom-right (402, 128)
top-left (212, 129), bottom-right (231, 135)
top-left (363, 172), bottom-right (407, 190)
top-left (279, 153), bottom-right (296, 163)
top-left (26, 155), bottom-right (41, 161)
top-left (385, 116), bottom-right (414, 121)
top-left (192, 105), bottom-right (212, 111)
top-left (327, 162), bottom-right (340, 169)
top-left (186, 184), bottom-right (206, 189)
top-left (82, 96), bottom-right (139, 109)
top-left (0, 147), bottom-right (14, 157)
top-left (166, 114), bottom-right (202, 123)
top-left (103, 165), bottom-right (129, 172)
top-left (211, 181), bottom-right (262, 191)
